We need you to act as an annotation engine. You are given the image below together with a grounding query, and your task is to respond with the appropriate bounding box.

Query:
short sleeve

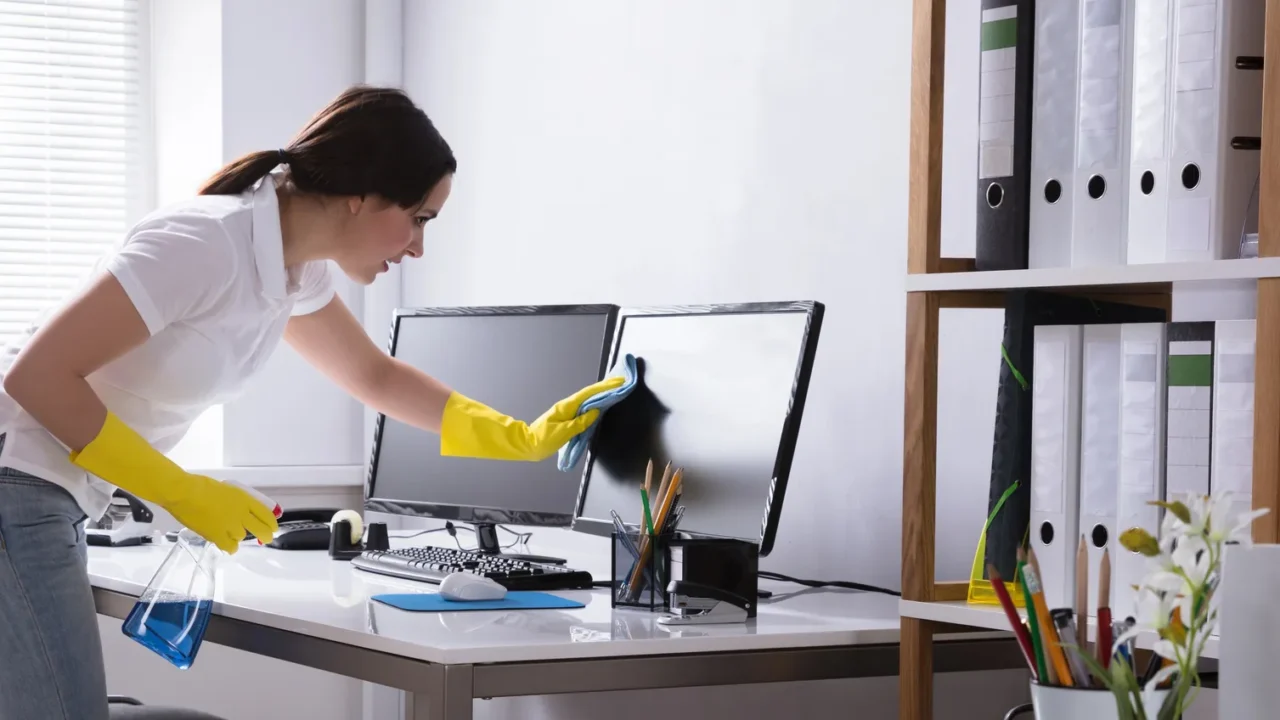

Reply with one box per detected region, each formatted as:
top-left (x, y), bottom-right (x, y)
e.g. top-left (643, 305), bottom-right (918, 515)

top-left (104, 225), bottom-right (235, 336)
top-left (290, 260), bottom-right (336, 316)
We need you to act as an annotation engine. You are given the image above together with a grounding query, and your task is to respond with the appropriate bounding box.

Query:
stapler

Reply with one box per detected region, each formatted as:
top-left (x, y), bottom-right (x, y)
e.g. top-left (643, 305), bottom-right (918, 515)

top-left (86, 489), bottom-right (154, 547)
top-left (658, 580), bottom-right (751, 625)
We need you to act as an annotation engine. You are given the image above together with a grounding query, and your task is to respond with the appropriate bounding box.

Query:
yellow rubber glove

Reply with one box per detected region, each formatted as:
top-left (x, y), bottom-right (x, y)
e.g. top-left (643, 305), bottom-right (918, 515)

top-left (440, 376), bottom-right (627, 461)
top-left (69, 412), bottom-right (278, 554)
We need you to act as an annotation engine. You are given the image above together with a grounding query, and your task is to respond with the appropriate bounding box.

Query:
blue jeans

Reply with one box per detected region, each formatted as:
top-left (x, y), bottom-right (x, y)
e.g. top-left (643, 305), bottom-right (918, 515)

top-left (0, 463), bottom-right (109, 720)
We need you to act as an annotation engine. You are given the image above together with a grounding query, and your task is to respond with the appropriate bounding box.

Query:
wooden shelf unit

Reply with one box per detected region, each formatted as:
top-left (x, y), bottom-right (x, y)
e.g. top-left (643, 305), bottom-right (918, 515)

top-left (899, 0), bottom-right (1280, 717)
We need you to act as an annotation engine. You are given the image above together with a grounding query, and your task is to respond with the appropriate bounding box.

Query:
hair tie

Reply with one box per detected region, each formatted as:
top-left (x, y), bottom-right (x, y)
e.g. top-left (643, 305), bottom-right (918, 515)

top-left (276, 149), bottom-right (291, 164)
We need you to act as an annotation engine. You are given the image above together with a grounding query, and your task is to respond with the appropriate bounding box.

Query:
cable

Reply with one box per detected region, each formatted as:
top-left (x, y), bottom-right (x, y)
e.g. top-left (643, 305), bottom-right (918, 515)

top-left (757, 571), bottom-right (901, 598)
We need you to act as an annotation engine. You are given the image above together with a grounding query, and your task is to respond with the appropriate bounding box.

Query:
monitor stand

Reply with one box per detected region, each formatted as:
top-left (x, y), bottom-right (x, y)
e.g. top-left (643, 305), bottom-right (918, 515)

top-left (472, 523), bottom-right (567, 565)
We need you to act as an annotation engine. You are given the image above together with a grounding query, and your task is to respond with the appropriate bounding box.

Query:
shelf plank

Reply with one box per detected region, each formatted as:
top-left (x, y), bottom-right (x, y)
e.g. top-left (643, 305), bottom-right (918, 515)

top-left (899, 600), bottom-right (1220, 659)
top-left (906, 257), bottom-right (1280, 293)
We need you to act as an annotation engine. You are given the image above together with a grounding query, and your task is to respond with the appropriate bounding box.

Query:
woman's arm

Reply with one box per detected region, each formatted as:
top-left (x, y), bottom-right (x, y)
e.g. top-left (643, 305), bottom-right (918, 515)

top-left (287, 297), bottom-right (624, 461)
top-left (284, 296), bottom-right (452, 433)
top-left (3, 273), bottom-right (149, 450)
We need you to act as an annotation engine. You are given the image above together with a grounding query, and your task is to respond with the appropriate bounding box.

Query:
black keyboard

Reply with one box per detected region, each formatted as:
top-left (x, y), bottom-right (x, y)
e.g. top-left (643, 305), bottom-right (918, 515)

top-left (351, 546), bottom-right (594, 591)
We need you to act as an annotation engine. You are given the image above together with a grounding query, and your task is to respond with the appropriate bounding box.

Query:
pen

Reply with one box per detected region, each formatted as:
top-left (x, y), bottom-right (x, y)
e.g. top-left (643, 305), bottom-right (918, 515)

top-left (1051, 608), bottom-right (1089, 687)
top-left (610, 510), bottom-right (641, 559)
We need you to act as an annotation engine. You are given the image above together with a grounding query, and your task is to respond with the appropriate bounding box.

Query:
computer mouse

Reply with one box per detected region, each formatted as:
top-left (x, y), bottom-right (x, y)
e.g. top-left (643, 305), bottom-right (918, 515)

top-left (438, 572), bottom-right (508, 602)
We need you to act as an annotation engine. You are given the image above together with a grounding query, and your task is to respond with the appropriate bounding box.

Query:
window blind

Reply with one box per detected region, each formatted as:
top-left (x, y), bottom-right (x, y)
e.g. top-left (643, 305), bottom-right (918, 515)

top-left (0, 0), bottom-right (147, 347)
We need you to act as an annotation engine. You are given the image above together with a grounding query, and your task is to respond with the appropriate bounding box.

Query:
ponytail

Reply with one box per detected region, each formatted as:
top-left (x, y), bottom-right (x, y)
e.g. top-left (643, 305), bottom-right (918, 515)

top-left (198, 150), bottom-right (289, 196)
top-left (196, 86), bottom-right (454, 207)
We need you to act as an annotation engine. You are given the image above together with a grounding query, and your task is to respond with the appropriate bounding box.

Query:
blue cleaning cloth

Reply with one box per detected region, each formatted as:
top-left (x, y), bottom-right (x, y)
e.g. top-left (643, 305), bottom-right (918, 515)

top-left (557, 353), bottom-right (640, 471)
top-left (371, 591), bottom-right (585, 613)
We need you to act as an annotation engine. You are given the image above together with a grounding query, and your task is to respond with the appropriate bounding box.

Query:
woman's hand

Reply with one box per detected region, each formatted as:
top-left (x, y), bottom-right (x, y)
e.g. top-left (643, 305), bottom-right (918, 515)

top-left (439, 376), bottom-right (627, 461)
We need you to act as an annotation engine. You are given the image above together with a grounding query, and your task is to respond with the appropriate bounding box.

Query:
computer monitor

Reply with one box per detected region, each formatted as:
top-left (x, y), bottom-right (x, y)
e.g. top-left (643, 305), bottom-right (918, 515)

top-left (571, 301), bottom-right (823, 556)
top-left (365, 304), bottom-right (617, 560)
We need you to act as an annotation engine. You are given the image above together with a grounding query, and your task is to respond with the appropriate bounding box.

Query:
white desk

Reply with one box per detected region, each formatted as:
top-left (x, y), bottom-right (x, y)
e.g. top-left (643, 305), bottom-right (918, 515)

top-left (88, 537), bottom-right (1021, 720)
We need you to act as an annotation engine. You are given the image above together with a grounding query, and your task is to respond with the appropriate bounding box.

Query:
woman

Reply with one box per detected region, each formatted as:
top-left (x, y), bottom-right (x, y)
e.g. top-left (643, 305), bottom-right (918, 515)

top-left (0, 86), bottom-right (620, 719)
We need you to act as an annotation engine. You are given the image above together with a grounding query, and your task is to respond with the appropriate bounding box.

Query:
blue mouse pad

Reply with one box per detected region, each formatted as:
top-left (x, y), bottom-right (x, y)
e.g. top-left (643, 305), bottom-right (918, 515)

top-left (370, 591), bottom-right (585, 612)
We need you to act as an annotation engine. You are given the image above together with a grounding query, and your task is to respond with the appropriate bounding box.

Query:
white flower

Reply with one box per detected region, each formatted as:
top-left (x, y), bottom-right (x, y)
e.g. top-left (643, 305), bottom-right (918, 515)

top-left (1116, 587), bottom-right (1175, 653)
top-left (1152, 639), bottom-right (1178, 662)
top-left (1145, 663), bottom-right (1179, 693)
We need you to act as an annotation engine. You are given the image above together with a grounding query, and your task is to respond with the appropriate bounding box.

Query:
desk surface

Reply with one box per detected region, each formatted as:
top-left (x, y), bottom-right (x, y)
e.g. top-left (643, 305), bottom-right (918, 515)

top-left (88, 536), bottom-right (905, 666)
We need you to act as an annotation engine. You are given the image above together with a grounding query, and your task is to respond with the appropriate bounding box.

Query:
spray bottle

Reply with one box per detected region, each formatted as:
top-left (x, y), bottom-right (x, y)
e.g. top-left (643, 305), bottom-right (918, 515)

top-left (121, 482), bottom-right (282, 669)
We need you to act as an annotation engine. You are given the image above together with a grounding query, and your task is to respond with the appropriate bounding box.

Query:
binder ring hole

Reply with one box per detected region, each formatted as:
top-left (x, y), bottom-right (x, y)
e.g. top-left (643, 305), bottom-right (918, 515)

top-left (986, 182), bottom-right (1004, 208)
top-left (1141, 171), bottom-right (1155, 195)
top-left (1091, 524), bottom-right (1108, 549)
top-left (1181, 163), bottom-right (1201, 190)
top-left (1039, 521), bottom-right (1055, 546)
top-left (1044, 179), bottom-right (1062, 204)
top-left (1087, 175), bottom-right (1106, 199)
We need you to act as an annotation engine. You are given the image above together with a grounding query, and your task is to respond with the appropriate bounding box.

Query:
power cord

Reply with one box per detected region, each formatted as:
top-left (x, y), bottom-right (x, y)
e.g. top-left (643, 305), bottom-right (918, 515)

top-left (757, 571), bottom-right (901, 597)
top-left (394, 522), bottom-right (534, 550)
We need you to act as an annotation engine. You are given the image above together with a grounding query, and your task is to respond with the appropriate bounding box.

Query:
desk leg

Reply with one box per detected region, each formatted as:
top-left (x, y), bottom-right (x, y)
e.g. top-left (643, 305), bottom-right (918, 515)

top-left (405, 665), bottom-right (473, 720)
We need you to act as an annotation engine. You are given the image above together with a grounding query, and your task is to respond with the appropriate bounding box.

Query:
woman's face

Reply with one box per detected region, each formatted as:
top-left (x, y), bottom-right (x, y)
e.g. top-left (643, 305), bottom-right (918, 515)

top-left (336, 173), bottom-right (453, 285)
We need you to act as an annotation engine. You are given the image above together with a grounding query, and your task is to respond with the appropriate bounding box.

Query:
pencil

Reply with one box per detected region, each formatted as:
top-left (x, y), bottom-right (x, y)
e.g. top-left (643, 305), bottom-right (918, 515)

top-left (1098, 547), bottom-right (1112, 669)
top-left (653, 463), bottom-right (674, 523)
top-left (644, 459), bottom-right (654, 501)
top-left (988, 564), bottom-right (1038, 680)
top-left (1076, 535), bottom-right (1088, 660)
top-left (1024, 548), bottom-right (1074, 687)
top-left (1017, 548), bottom-right (1050, 683)
top-left (625, 467), bottom-right (685, 598)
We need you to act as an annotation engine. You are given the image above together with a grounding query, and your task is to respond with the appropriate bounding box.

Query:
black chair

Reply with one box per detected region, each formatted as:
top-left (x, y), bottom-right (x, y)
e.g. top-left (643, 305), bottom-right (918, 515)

top-left (108, 696), bottom-right (228, 719)
top-left (1004, 704), bottom-right (1034, 719)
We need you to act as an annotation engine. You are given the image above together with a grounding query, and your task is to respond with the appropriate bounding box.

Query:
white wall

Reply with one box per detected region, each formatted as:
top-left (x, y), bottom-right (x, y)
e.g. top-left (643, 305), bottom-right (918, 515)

top-left (218, 0), bottom-right (368, 471)
top-left (401, 0), bottom-right (1019, 717)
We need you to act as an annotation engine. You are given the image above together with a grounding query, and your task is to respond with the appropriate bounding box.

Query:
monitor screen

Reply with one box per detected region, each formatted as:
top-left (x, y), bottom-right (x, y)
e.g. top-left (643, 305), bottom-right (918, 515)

top-left (572, 301), bottom-right (822, 554)
top-left (365, 305), bottom-right (617, 527)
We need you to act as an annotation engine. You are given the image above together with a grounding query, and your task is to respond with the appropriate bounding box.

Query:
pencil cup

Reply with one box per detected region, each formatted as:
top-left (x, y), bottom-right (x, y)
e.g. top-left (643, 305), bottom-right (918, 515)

top-left (1028, 681), bottom-right (1170, 719)
top-left (610, 531), bottom-right (671, 611)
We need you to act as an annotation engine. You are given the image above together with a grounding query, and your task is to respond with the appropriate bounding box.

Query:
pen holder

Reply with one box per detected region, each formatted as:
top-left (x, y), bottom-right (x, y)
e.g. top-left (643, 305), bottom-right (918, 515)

top-left (610, 531), bottom-right (671, 611)
top-left (1027, 682), bottom-right (1170, 719)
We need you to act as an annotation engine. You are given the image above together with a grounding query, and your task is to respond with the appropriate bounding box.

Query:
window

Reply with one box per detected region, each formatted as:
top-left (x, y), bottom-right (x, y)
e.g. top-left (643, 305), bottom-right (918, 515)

top-left (0, 0), bottom-right (150, 348)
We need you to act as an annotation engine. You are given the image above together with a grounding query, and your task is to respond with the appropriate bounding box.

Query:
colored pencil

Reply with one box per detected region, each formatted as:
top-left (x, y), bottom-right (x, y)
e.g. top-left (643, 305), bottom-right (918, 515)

top-left (1097, 548), bottom-right (1112, 669)
top-left (1024, 548), bottom-right (1075, 687)
top-left (1017, 549), bottom-right (1050, 683)
top-left (988, 564), bottom-right (1038, 679)
top-left (1076, 535), bottom-right (1089, 662)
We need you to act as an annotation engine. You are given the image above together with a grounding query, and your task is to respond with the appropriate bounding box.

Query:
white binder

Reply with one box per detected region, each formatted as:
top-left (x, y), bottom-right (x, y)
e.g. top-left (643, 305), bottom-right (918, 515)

top-left (1165, 322), bottom-right (1215, 500)
top-left (1080, 325), bottom-right (1121, 610)
top-left (1212, 319), bottom-right (1256, 521)
top-left (1030, 0), bottom-right (1131, 268)
top-left (1115, 323), bottom-right (1167, 617)
top-left (1127, 0), bottom-right (1265, 264)
top-left (1031, 325), bottom-right (1083, 609)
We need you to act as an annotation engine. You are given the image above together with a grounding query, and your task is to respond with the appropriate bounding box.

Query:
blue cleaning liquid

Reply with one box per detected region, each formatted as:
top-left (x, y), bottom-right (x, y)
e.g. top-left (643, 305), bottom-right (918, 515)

top-left (121, 598), bottom-right (212, 670)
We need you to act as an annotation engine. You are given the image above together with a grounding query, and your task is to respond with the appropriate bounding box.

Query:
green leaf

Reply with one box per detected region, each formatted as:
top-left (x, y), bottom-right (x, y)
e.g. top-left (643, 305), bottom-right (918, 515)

top-left (1121, 527), bottom-right (1161, 557)
top-left (1150, 500), bottom-right (1192, 525)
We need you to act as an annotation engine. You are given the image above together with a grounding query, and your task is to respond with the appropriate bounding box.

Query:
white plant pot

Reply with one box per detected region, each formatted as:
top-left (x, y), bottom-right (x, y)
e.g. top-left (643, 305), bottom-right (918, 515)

top-left (1029, 682), bottom-right (1172, 719)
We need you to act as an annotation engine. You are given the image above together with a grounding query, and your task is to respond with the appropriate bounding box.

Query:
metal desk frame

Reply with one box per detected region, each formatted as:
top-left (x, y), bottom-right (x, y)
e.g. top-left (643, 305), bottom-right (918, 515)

top-left (94, 587), bottom-right (1023, 720)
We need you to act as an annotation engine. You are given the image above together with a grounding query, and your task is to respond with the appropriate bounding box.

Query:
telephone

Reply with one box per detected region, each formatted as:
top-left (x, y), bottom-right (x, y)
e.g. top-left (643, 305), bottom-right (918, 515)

top-left (266, 508), bottom-right (344, 551)
top-left (164, 508), bottom-right (344, 550)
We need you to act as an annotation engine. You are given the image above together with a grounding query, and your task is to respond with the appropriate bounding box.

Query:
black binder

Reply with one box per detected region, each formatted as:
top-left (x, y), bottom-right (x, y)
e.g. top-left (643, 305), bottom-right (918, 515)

top-left (983, 291), bottom-right (1167, 580)
top-left (975, 0), bottom-right (1035, 271)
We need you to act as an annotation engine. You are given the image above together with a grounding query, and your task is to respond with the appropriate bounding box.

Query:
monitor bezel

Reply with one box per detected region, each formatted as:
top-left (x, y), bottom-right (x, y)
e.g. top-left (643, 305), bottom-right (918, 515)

top-left (363, 303), bottom-right (619, 527)
top-left (569, 300), bottom-right (824, 556)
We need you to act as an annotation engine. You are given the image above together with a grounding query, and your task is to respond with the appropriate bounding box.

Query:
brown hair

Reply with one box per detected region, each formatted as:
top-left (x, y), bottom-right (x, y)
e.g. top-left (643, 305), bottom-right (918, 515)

top-left (199, 85), bottom-right (456, 209)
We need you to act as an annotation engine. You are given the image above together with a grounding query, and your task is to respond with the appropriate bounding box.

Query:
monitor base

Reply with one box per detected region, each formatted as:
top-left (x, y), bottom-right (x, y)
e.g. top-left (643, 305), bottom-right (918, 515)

top-left (473, 523), bottom-right (567, 565)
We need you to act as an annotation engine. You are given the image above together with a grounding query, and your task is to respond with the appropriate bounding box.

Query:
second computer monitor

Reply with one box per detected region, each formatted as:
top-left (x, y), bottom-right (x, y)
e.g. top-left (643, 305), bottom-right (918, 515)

top-left (572, 301), bottom-right (823, 555)
top-left (365, 305), bottom-right (616, 529)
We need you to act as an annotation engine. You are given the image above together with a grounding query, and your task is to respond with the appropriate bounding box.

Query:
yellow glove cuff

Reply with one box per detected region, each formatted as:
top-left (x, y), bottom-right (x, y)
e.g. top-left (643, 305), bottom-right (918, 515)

top-left (70, 411), bottom-right (185, 507)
